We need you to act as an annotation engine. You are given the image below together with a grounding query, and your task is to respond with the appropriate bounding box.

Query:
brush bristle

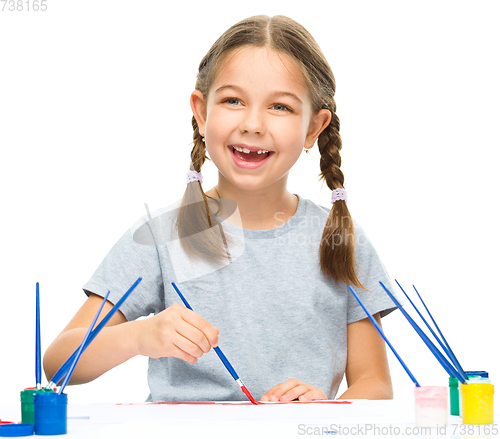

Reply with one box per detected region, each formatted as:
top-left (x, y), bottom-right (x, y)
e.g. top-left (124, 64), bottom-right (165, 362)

top-left (241, 386), bottom-right (260, 405)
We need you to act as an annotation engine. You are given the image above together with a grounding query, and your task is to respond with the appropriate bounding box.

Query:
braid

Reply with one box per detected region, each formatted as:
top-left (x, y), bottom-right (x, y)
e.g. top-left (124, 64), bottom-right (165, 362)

top-left (318, 110), bottom-right (344, 190)
top-left (190, 115), bottom-right (209, 172)
top-left (318, 104), bottom-right (364, 289)
top-left (175, 116), bottom-right (231, 264)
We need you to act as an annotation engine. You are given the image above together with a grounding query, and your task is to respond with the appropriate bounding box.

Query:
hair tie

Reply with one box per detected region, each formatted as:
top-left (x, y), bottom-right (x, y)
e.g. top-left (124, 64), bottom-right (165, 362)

top-left (331, 188), bottom-right (347, 204)
top-left (186, 170), bottom-right (203, 184)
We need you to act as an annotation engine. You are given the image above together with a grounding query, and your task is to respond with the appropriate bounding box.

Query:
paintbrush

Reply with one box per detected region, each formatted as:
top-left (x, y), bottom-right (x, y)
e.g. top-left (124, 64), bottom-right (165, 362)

top-left (412, 284), bottom-right (467, 379)
top-left (379, 281), bottom-right (466, 383)
top-left (35, 282), bottom-right (42, 390)
top-left (348, 286), bottom-right (421, 387)
top-left (46, 277), bottom-right (142, 389)
top-left (171, 282), bottom-right (260, 405)
top-left (394, 280), bottom-right (467, 382)
top-left (57, 291), bottom-right (110, 394)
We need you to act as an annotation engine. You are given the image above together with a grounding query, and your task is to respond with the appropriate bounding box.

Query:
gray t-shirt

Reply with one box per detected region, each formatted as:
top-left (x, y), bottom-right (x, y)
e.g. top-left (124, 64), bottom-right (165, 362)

top-left (83, 194), bottom-right (396, 401)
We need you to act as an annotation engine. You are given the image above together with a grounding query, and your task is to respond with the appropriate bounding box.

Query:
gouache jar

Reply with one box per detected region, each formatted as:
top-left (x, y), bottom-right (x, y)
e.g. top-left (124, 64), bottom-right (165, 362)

top-left (461, 382), bottom-right (494, 425)
top-left (414, 386), bottom-right (448, 427)
top-left (20, 387), bottom-right (53, 425)
top-left (449, 377), bottom-right (459, 416)
top-left (34, 392), bottom-right (67, 435)
top-left (460, 375), bottom-right (491, 417)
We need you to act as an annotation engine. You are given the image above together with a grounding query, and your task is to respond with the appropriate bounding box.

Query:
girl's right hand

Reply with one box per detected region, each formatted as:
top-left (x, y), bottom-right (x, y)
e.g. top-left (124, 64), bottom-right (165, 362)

top-left (134, 304), bottom-right (219, 364)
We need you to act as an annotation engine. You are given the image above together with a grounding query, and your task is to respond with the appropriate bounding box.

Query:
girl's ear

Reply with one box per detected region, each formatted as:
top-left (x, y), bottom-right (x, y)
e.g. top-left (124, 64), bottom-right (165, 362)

top-left (305, 109), bottom-right (331, 148)
top-left (190, 90), bottom-right (208, 134)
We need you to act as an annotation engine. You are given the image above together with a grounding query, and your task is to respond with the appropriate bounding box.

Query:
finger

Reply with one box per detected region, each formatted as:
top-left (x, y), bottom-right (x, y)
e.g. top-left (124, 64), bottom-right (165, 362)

top-left (260, 385), bottom-right (285, 402)
top-left (297, 388), bottom-right (327, 401)
top-left (261, 379), bottom-right (303, 402)
top-left (170, 306), bottom-right (217, 353)
top-left (172, 319), bottom-right (214, 356)
top-left (168, 343), bottom-right (199, 364)
top-left (279, 384), bottom-right (312, 402)
top-left (178, 307), bottom-right (220, 348)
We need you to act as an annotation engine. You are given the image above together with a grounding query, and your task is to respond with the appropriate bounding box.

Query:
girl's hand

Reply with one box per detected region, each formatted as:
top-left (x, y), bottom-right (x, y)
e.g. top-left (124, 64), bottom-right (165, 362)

top-left (260, 379), bottom-right (327, 402)
top-left (134, 304), bottom-right (219, 364)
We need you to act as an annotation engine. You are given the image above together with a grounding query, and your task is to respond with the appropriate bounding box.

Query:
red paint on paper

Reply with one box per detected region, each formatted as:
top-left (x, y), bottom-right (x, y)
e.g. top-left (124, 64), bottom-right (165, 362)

top-left (118, 400), bottom-right (352, 406)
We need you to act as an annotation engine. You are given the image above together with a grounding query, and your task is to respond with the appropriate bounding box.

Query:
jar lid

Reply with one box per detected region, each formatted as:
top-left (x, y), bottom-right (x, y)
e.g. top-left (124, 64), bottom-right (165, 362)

top-left (466, 377), bottom-right (491, 383)
top-left (0, 423), bottom-right (35, 437)
top-left (465, 370), bottom-right (488, 378)
top-left (33, 391), bottom-right (67, 405)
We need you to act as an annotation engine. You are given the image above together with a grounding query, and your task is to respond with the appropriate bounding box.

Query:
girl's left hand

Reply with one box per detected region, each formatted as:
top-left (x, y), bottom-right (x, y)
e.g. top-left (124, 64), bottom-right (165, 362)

top-left (260, 378), bottom-right (327, 402)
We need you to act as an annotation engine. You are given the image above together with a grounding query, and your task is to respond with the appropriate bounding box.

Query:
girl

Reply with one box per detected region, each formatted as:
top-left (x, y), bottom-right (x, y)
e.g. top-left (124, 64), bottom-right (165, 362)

top-left (44, 15), bottom-right (396, 402)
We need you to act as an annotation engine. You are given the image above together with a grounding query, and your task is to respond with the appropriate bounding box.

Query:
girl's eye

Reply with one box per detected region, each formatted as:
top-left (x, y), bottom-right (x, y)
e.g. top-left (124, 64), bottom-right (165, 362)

top-left (272, 103), bottom-right (292, 112)
top-left (223, 98), bottom-right (241, 105)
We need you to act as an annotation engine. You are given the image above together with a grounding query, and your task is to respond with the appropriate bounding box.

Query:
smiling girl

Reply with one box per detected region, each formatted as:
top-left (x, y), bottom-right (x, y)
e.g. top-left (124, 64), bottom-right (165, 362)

top-left (44, 15), bottom-right (396, 402)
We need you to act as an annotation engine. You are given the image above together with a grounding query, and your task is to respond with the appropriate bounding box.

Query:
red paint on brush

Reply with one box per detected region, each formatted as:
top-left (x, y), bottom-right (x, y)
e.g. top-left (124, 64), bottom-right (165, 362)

top-left (241, 385), bottom-right (261, 405)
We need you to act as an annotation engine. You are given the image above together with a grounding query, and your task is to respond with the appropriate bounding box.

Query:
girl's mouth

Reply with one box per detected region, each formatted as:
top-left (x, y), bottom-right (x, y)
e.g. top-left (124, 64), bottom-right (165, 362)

top-left (228, 145), bottom-right (274, 169)
top-left (231, 145), bottom-right (271, 162)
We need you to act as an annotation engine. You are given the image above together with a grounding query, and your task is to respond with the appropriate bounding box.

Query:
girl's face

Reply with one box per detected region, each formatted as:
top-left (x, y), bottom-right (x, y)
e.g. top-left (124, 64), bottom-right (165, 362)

top-left (192, 46), bottom-right (330, 194)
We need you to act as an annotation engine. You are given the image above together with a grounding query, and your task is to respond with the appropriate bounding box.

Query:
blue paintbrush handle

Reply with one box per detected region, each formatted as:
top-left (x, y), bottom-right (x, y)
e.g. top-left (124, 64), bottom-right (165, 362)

top-left (396, 280), bottom-right (451, 354)
top-left (35, 282), bottom-right (41, 387)
top-left (171, 283), bottom-right (193, 310)
top-left (348, 286), bottom-right (420, 387)
top-left (380, 281), bottom-right (465, 384)
top-left (171, 282), bottom-right (240, 381)
top-left (395, 280), bottom-right (467, 383)
top-left (412, 284), bottom-right (467, 380)
top-left (58, 291), bottom-right (110, 394)
top-left (213, 347), bottom-right (239, 381)
top-left (49, 277), bottom-right (142, 386)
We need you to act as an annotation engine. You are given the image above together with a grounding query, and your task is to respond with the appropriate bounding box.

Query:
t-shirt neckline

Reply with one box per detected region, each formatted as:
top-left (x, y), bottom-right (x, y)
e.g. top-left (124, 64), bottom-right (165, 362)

top-left (217, 194), bottom-right (305, 239)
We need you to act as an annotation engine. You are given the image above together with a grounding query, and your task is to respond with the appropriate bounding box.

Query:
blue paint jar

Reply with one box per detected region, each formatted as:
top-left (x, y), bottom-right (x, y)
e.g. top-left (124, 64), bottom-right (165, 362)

top-left (34, 392), bottom-right (67, 435)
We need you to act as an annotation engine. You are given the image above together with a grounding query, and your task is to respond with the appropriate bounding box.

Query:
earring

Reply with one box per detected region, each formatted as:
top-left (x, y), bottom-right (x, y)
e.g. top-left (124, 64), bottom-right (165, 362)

top-left (200, 132), bottom-right (205, 143)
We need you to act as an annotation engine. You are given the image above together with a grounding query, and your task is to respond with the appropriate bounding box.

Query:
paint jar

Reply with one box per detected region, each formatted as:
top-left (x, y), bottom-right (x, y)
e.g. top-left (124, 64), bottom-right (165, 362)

top-left (449, 377), bottom-right (459, 416)
top-left (414, 386), bottom-right (448, 427)
top-left (34, 392), bottom-right (67, 435)
top-left (20, 387), bottom-right (53, 425)
top-left (459, 375), bottom-right (491, 417)
top-left (461, 382), bottom-right (494, 425)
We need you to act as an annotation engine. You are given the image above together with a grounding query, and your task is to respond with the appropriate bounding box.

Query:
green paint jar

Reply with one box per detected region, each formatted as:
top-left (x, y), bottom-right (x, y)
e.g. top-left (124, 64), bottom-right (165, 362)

top-left (20, 387), bottom-right (54, 425)
top-left (449, 376), bottom-right (459, 416)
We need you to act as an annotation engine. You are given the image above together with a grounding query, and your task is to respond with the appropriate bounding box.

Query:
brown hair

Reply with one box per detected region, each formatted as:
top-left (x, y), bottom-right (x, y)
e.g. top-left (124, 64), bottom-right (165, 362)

top-left (177, 15), bottom-right (363, 287)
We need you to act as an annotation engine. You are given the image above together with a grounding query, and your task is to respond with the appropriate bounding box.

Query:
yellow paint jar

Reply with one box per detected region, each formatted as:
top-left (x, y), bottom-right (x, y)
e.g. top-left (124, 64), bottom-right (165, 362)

top-left (461, 382), bottom-right (494, 424)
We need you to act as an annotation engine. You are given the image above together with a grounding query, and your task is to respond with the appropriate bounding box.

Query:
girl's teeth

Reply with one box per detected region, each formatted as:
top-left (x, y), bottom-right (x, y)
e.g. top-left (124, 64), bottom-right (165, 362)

top-left (233, 146), bottom-right (269, 154)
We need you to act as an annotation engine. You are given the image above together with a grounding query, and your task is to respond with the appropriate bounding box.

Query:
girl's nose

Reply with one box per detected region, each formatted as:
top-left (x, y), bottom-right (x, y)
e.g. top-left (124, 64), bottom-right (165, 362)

top-left (239, 109), bottom-right (265, 135)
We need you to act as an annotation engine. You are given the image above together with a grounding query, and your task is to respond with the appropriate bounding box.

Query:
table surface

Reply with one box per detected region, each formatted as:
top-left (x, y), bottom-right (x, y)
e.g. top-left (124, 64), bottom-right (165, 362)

top-left (1, 399), bottom-right (498, 438)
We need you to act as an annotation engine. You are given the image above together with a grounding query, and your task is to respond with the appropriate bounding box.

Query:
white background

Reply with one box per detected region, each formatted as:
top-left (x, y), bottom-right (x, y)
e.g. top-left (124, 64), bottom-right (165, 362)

top-left (1, 0), bottom-right (498, 406)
